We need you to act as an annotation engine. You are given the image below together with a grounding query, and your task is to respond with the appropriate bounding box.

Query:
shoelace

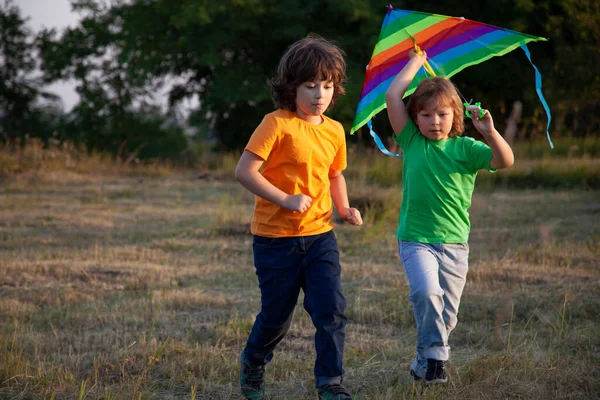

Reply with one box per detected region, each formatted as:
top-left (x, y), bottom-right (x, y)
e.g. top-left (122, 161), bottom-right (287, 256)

top-left (429, 361), bottom-right (446, 378)
top-left (244, 366), bottom-right (265, 385)
top-left (322, 384), bottom-right (349, 395)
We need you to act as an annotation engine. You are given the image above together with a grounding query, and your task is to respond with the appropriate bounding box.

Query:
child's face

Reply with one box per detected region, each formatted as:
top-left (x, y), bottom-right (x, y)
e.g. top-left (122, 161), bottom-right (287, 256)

top-left (295, 79), bottom-right (334, 124)
top-left (416, 100), bottom-right (454, 141)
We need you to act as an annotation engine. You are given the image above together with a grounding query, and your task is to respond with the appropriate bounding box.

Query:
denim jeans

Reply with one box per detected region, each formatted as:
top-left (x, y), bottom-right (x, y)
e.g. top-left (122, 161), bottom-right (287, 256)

top-left (398, 240), bottom-right (469, 375)
top-left (243, 230), bottom-right (347, 388)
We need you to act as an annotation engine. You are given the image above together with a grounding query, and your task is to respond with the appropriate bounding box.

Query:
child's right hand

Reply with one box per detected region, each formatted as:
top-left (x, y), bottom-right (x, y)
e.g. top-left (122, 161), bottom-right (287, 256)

top-left (283, 193), bottom-right (312, 213)
top-left (409, 49), bottom-right (427, 62)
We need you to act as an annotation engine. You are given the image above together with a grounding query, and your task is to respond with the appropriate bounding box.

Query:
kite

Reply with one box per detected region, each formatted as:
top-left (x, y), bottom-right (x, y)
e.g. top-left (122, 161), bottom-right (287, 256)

top-left (352, 5), bottom-right (553, 155)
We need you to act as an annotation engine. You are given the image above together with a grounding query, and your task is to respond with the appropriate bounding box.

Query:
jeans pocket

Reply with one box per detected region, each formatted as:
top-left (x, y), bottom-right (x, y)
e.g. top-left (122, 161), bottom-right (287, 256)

top-left (444, 243), bottom-right (469, 269)
top-left (253, 236), bottom-right (296, 270)
top-left (398, 240), bottom-right (420, 262)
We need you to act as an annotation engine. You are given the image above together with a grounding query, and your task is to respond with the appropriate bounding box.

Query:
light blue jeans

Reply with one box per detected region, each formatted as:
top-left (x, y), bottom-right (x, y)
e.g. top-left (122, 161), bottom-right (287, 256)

top-left (398, 240), bottom-right (469, 377)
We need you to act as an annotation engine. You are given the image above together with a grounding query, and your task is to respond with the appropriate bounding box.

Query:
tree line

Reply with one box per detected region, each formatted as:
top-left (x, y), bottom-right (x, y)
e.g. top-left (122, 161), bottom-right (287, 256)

top-left (1, 0), bottom-right (598, 160)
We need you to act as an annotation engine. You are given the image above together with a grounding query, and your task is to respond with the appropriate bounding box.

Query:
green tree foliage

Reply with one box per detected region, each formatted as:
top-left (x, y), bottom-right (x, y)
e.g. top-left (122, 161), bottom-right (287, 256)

top-left (37, 0), bottom-right (188, 160)
top-left (0, 0), bottom-right (61, 141)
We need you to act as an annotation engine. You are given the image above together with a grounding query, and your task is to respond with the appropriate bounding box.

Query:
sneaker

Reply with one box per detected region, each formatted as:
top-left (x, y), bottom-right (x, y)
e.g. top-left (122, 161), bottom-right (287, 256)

top-left (425, 359), bottom-right (448, 384)
top-left (318, 384), bottom-right (353, 400)
top-left (240, 351), bottom-right (265, 400)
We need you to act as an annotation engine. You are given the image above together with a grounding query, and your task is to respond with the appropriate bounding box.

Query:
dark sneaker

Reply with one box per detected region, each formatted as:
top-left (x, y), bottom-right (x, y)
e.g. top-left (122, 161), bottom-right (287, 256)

top-left (240, 351), bottom-right (265, 400)
top-left (425, 359), bottom-right (448, 384)
top-left (318, 384), bottom-right (352, 400)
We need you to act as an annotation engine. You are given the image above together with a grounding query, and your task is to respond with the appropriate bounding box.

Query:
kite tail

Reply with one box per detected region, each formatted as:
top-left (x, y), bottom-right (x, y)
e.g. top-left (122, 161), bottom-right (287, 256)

top-left (367, 121), bottom-right (402, 157)
top-left (521, 44), bottom-right (554, 149)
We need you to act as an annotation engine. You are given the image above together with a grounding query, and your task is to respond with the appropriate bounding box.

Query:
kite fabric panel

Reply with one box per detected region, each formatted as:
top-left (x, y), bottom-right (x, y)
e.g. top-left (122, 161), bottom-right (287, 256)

top-left (351, 7), bottom-right (548, 136)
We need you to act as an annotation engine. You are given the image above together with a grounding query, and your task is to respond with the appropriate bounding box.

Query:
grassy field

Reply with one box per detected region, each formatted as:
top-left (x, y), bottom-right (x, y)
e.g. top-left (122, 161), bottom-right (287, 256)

top-left (1, 147), bottom-right (599, 399)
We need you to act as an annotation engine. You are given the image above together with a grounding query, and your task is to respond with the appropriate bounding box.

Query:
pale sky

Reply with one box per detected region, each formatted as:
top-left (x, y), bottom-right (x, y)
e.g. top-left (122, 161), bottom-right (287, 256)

top-left (17, 0), bottom-right (79, 31)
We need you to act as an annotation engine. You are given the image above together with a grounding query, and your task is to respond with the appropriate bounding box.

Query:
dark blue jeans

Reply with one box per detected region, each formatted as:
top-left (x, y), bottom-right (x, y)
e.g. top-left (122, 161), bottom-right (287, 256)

top-left (243, 230), bottom-right (347, 388)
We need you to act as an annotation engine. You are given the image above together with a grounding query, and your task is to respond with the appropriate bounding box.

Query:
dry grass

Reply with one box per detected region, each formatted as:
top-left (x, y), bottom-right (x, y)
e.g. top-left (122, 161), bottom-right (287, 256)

top-left (0, 154), bottom-right (599, 399)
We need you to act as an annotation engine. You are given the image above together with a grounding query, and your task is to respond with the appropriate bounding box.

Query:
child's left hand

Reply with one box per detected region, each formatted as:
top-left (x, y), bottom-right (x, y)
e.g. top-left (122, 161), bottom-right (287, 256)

top-left (470, 108), bottom-right (495, 136)
top-left (343, 207), bottom-right (363, 226)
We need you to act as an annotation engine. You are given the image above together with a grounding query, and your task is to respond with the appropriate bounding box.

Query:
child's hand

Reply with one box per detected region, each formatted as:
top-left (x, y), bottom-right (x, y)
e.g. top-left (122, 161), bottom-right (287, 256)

top-left (283, 193), bottom-right (312, 213)
top-left (471, 108), bottom-right (495, 136)
top-left (342, 207), bottom-right (363, 226)
top-left (409, 49), bottom-right (427, 63)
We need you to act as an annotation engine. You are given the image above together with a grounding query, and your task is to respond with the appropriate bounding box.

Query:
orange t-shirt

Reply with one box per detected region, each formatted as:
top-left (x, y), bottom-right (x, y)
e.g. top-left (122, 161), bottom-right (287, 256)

top-left (245, 109), bottom-right (347, 237)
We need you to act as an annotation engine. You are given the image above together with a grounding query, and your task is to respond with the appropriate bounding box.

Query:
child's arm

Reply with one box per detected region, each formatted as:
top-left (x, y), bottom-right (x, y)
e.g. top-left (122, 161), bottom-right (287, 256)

top-left (329, 169), bottom-right (363, 226)
top-left (385, 50), bottom-right (428, 135)
top-left (235, 150), bottom-right (313, 213)
top-left (471, 111), bottom-right (515, 169)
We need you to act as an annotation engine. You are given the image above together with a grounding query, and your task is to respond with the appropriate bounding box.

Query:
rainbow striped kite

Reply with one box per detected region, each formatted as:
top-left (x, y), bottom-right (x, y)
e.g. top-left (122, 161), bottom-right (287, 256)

top-left (351, 6), bottom-right (553, 149)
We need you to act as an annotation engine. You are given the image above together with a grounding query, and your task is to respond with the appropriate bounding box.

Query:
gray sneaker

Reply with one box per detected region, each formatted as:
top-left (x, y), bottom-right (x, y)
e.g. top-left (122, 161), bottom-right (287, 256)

top-left (240, 351), bottom-right (265, 400)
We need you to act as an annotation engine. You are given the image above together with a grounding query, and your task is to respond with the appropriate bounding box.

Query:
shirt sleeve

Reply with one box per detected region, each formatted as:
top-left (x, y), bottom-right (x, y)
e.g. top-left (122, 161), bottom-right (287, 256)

top-left (464, 137), bottom-right (496, 172)
top-left (331, 123), bottom-right (348, 171)
top-left (393, 119), bottom-right (420, 150)
top-left (245, 114), bottom-right (279, 160)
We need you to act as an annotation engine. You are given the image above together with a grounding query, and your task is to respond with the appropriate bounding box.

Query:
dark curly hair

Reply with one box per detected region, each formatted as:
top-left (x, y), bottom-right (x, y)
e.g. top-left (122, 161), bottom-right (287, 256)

top-left (406, 77), bottom-right (465, 137)
top-left (269, 34), bottom-right (347, 112)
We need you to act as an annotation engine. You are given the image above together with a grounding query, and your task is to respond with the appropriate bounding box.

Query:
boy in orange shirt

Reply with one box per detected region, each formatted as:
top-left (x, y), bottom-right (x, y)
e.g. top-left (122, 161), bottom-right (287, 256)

top-left (235, 35), bottom-right (362, 400)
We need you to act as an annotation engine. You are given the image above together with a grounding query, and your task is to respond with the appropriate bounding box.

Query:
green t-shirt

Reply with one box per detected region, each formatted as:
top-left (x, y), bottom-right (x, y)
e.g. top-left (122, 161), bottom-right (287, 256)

top-left (394, 120), bottom-right (495, 243)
